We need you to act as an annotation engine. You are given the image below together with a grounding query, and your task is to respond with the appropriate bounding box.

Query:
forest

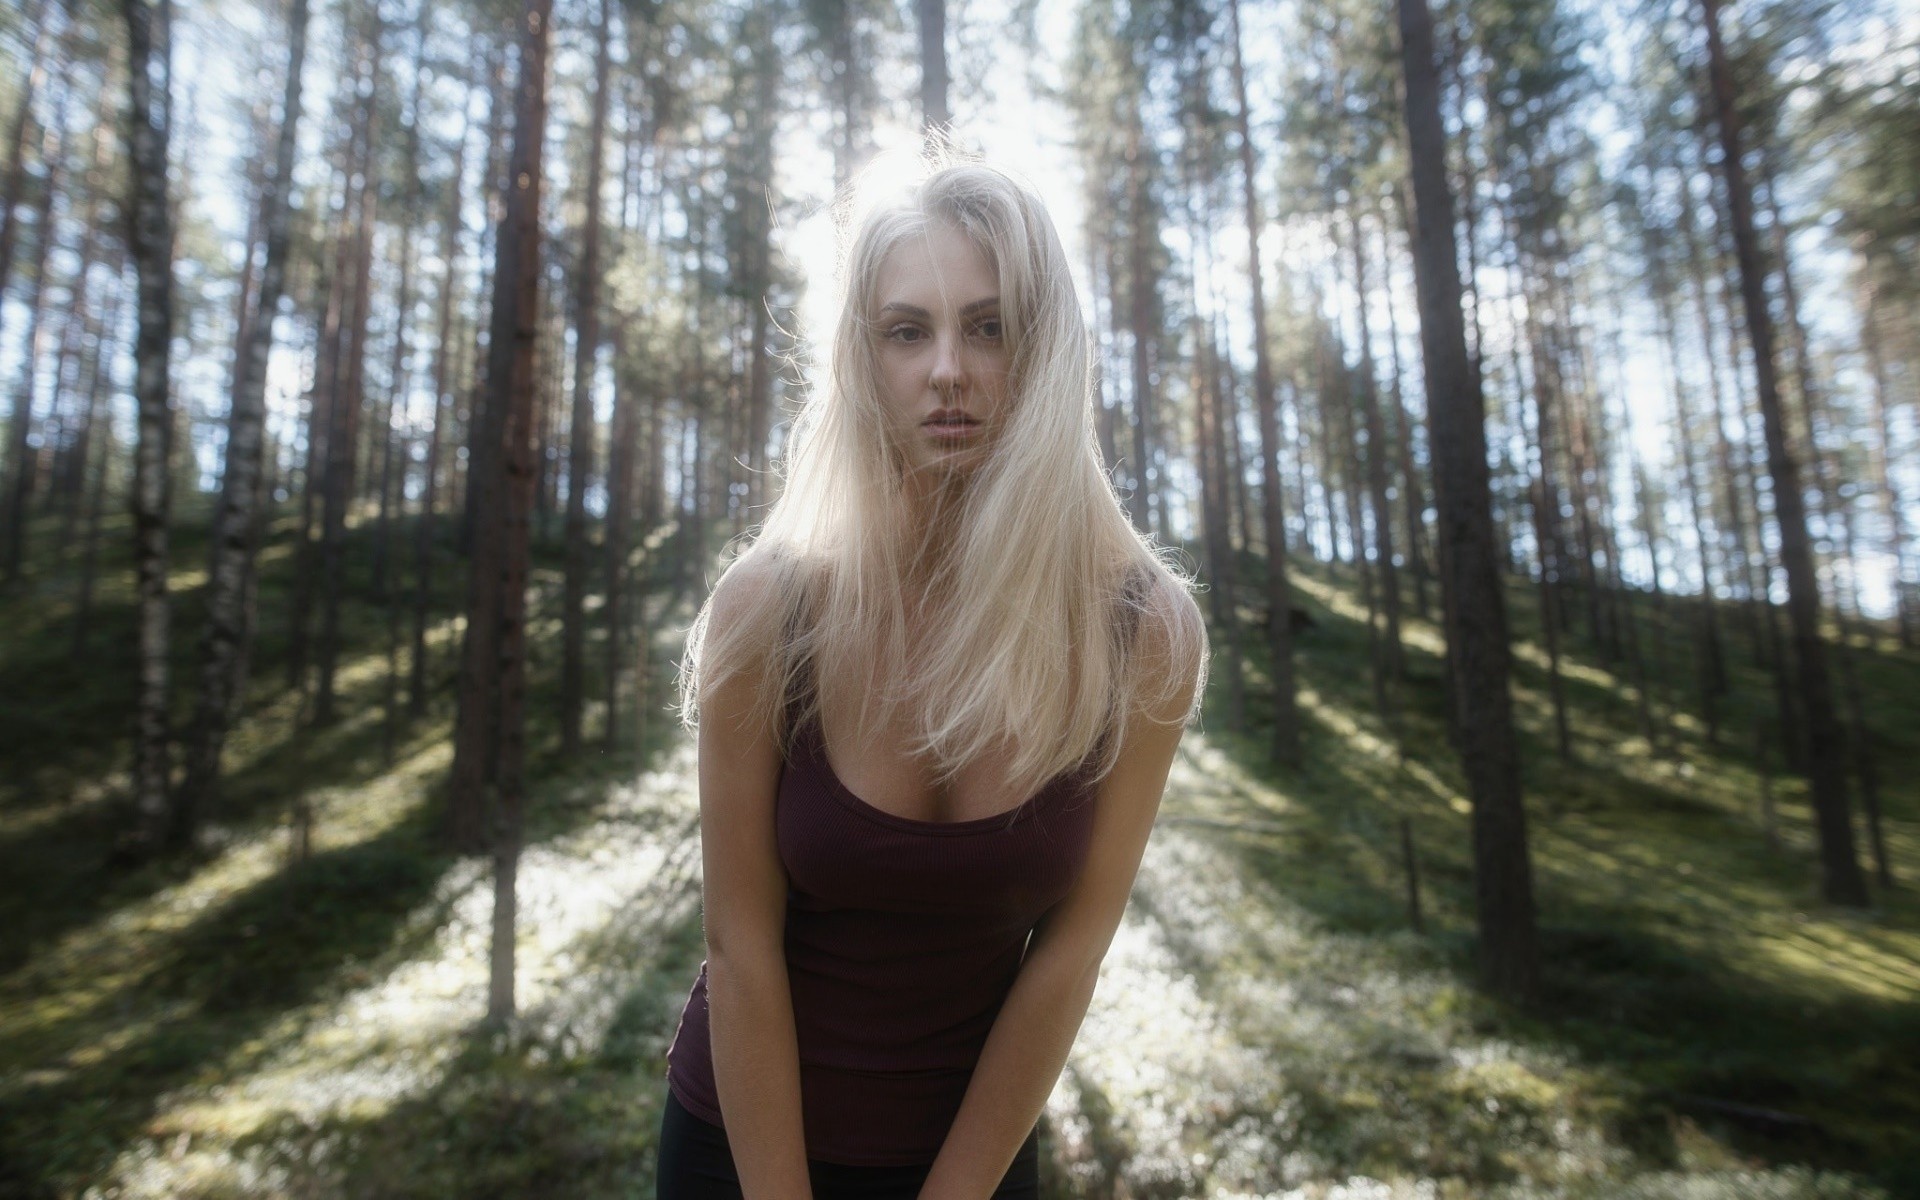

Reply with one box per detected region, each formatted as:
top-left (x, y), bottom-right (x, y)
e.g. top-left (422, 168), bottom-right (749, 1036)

top-left (0, 0), bottom-right (1916, 1194)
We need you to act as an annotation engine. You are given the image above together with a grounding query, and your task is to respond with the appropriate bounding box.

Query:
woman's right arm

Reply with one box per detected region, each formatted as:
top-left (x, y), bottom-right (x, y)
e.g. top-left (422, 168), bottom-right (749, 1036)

top-left (696, 561), bottom-right (813, 1200)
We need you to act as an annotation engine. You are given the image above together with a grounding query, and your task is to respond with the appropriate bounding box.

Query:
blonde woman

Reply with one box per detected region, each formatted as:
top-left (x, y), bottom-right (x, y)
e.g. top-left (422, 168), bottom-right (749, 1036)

top-left (658, 157), bottom-right (1208, 1200)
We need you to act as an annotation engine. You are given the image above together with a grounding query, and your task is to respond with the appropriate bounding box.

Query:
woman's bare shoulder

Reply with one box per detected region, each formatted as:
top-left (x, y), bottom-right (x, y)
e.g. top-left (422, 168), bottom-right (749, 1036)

top-left (706, 550), bottom-right (788, 627)
top-left (1129, 567), bottom-right (1209, 728)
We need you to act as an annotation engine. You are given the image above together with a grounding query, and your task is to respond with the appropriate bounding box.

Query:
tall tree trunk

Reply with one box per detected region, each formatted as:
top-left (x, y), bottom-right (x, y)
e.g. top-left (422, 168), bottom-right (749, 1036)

top-left (561, 0), bottom-right (614, 755)
top-left (1195, 332), bottom-right (1245, 732)
top-left (1225, 0), bottom-right (1298, 765)
top-left (289, 58), bottom-right (367, 694)
top-left (604, 327), bottom-right (636, 751)
top-left (1699, 0), bottom-right (1866, 906)
top-left (3, 51), bottom-right (69, 583)
top-left (120, 0), bottom-right (177, 859)
top-left (412, 58), bottom-right (475, 718)
top-left (315, 12), bottom-right (384, 725)
top-left (1857, 261), bottom-right (1914, 649)
top-left (1123, 117), bottom-right (1158, 538)
top-left (1348, 207), bottom-right (1405, 683)
top-left (373, 17), bottom-right (427, 608)
top-left (58, 263), bottom-right (113, 547)
top-left (1380, 210), bottom-right (1432, 621)
top-left (1648, 253), bottom-right (1724, 744)
top-left (449, 0), bottom-right (551, 1031)
top-left (177, 0), bottom-right (310, 830)
top-left (0, 0), bottom-right (51, 361)
top-left (1762, 163), bottom-right (1893, 890)
top-left (1678, 193), bottom-right (1765, 666)
top-left (1396, 0), bottom-right (1537, 998)
top-left (70, 284), bottom-right (120, 658)
top-left (1520, 303), bottom-right (1573, 764)
top-left (43, 122), bottom-right (112, 526)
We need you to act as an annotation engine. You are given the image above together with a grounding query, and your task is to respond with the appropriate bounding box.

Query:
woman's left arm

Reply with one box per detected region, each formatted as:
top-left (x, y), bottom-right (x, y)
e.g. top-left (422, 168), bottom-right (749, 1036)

top-left (918, 609), bottom-right (1202, 1200)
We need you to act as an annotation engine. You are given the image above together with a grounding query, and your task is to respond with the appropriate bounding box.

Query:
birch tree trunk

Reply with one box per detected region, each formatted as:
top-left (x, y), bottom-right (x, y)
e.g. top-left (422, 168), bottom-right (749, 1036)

top-left (120, 0), bottom-right (178, 858)
top-left (178, 0), bottom-right (311, 828)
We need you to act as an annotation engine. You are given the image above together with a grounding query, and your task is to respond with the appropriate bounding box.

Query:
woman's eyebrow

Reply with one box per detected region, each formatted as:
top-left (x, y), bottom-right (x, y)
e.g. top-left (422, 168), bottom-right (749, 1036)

top-left (876, 298), bottom-right (1000, 318)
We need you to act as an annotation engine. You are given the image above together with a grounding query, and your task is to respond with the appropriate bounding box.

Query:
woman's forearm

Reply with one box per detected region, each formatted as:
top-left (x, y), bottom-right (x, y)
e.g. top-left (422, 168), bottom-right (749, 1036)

top-left (707, 951), bottom-right (814, 1200)
top-left (917, 943), bottom-right (1103, 1200)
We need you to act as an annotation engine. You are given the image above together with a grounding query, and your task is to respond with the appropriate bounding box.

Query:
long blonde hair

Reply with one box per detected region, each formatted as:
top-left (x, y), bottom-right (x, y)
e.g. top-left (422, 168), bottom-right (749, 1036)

top-left (677, 154), bottom-right (1207, 799)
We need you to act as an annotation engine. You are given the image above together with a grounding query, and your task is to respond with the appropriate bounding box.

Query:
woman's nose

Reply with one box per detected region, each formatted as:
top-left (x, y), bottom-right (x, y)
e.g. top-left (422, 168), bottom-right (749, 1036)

top-left (929, 330), bottom-right (967, 390)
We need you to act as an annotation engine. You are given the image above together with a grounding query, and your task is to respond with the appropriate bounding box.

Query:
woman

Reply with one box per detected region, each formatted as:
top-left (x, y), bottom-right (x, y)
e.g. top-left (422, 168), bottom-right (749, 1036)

top-left (657, 156), bottom-right (1208, 1200)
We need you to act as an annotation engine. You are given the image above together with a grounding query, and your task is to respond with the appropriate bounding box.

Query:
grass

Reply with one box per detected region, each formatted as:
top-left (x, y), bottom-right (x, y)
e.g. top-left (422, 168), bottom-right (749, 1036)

top-left (0, 505), bottom-right (1914, 1198)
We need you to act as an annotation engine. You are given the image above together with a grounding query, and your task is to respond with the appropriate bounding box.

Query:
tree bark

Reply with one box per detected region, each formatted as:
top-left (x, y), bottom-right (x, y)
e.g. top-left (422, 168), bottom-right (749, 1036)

top-left (1857, 259), bottom-right (1914, 649)
top-left (177, 0), bottom-right (311, 831)
top-left (1396, 0), bottom-right (1537, 998)
top-left (1348, 207), bottom-right (1405, 683)
top-left (315, 10), bottom-right (384, 725)
top-left (561, 0), bottom-right (614, 755)
top-left (449, 0), bottom-right (551, 1031)
top-left (1224, 0), bottom-right (1298, 764)
top-left (0, 0), bottom-right (51, 362)
top-left (412, 56), bottom-right (476, 718)
top-left (2, 62), bottom-right (66, 583)
top-left (1699, 0), bottom-right (1866, 906)
top-left (1123, 116), bottom-right (1158, 538)
top-left (120, 0), bottom-right (178, 859)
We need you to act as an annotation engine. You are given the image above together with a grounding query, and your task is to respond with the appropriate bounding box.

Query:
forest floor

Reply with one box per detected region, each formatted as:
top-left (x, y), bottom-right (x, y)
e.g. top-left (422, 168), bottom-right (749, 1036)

top-left (2, 506), bottom-right (1917, 1199)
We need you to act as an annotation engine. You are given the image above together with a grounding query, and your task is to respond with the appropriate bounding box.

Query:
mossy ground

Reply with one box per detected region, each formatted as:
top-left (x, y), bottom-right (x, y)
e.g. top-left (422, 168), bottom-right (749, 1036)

top-left (0, 510), bottom-right (1913, 1198)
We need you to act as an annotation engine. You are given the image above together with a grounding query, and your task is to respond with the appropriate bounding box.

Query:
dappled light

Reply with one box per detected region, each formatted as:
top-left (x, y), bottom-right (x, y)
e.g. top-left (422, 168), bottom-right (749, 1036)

top-left (3, 0), bottom-right (1918, 1192)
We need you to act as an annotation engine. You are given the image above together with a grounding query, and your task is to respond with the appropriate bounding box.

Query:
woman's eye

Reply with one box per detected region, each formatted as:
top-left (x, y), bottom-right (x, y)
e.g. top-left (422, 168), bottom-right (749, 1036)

top-left (885, 324), bottom-right (925, 343)
top-left (973, 319), bottom-right (1002, 340)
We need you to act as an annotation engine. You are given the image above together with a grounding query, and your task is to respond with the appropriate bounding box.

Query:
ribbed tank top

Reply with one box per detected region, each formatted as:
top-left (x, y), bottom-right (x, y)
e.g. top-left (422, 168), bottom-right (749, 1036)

top-left (664, 679), bottom-right (1103, 1165)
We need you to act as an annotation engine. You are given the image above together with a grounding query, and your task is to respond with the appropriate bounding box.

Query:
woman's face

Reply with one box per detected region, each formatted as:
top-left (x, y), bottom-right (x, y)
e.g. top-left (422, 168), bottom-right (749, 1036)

top-left (870, 221), bottom-right (1011, 487)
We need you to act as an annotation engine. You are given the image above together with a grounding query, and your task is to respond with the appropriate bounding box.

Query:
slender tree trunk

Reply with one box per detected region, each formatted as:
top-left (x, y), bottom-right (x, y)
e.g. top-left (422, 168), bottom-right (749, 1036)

top-left (1348, 207), bottom-right (1405, 682)
top-left (449, 0), bottom-right (551, 1029)
top-left (1521, 309), bottom-right (1573, 764)
top-left (289, 59), bottom-right (366, 694)
top-left (59, 273), bottom-right (114, 549)
top-left (1652, 274), bottom-right (1723, 744)
top-left (1857, 263), bottom-right (1914, 648)
top-left (177, 0), bottom-right (310, 830)
top-left (604, 327), bottom-right (635, 751)
top-left (315, 13), bottom-right (384, 725)
top-left (1700, 0), bottom-right (1866, 906)
top-left (412, 60), bottom-right (475, 718)
top-left (1397, 0), bottom-right (1537, 997)
top-left (1678, 194), bottom-right (1764, 665)
top-left (1226, 0), bottom-right (1298, 765)
top-left (1192, 330), bottom-right (1244, 732)
top-left (1763, 162), bottom-right (1893, 891)
top-left (3, 65), bottom-right (67, 583)
top-left (70, 287), bottom-right (120, 658)
top-left (120, 0), bottom-right (177, 858)
top-left (1380, 212), bottom-right (1431, 621)
top-left (0, 0), bottom-right (51, 359)
top-left (44, 125), bottom-right (111, 526)
top-left (1123, 118), bottom-right (1156, 537)
top-left (561, 0), bottom-right (613, 755)
top-left (373, 24), bottom-right (426, 607)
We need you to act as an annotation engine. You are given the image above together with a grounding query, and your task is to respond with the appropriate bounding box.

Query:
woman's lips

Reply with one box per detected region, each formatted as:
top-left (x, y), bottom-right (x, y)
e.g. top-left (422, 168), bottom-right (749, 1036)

top-left (924, 419), bottom-right (982, 438)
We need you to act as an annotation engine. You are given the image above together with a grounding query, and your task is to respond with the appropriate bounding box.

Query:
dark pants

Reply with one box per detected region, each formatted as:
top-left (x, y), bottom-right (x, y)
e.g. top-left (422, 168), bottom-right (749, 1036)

top-left (656, 1089), bottom-right (1041, 1200)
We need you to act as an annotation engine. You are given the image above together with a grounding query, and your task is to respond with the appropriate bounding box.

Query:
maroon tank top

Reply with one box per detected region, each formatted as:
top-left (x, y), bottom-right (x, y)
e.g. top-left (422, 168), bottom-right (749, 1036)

top-left (663, 680), bottom-right (1103, 1165)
